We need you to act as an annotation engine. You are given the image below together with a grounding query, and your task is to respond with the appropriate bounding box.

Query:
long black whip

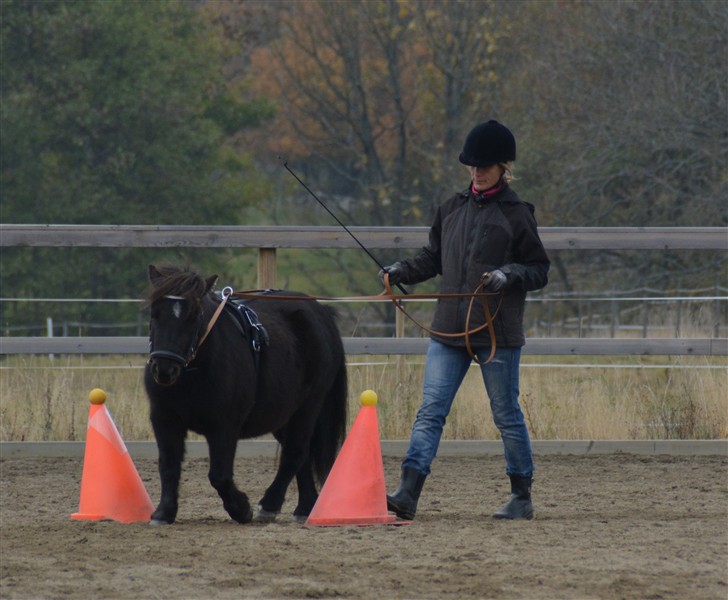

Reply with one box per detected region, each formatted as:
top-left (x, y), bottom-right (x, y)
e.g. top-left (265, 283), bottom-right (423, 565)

top-left (279, 157), bottom-right (409, 295)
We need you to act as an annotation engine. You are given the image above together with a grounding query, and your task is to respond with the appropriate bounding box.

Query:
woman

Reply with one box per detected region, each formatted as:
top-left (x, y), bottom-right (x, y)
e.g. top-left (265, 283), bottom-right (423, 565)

top-left (380, 120), bottom-right (550, 520)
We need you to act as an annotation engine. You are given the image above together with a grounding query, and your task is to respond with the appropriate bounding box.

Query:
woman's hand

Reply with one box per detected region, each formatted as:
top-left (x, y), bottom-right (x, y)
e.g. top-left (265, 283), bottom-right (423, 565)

top-left (481, 270), bottom-right (507, 291)
top-left (379, 263), bottom-right (403, 285)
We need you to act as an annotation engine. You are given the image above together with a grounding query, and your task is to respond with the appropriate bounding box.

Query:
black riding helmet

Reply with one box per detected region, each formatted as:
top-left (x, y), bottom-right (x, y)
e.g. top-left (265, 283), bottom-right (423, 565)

top-left (458, 120), bottom-right (516, 167)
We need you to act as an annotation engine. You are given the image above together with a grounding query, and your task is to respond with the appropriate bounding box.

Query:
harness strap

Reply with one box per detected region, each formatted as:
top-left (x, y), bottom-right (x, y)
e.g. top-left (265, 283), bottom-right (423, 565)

top-left (223, 300), bottom-right (268, 373)
top-left (189, 286), bottom-right (232, 363)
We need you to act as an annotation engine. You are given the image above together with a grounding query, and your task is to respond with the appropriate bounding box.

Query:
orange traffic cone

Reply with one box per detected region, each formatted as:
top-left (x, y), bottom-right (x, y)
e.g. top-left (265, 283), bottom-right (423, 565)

top-left (306, 390), bottom-right (403, 526)
top-left (72, 389), bottom-right (154, 523)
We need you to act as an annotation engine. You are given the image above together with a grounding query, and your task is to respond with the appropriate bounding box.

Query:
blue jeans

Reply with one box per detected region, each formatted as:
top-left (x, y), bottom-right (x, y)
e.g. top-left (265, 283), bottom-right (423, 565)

top-left (402, 339), bottom-right (534, 478)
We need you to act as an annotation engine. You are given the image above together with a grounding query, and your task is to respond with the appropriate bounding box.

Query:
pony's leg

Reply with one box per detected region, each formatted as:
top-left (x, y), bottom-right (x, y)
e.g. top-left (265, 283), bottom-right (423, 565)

top-left (254, 455), bottom-right (316, 524)
top-left (293, 456), bottom-right (319, 523)
top-left (256, 435), bottom-right (311, 521)
top-left (150, 422), bottom-right (185, 525)
top-left (207, 435), bottom-right (253, 524)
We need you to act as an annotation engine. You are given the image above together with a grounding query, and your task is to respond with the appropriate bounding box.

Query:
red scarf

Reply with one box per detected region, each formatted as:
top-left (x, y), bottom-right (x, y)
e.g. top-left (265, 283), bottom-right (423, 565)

top-left (471, 180), bottom-right (505, 200)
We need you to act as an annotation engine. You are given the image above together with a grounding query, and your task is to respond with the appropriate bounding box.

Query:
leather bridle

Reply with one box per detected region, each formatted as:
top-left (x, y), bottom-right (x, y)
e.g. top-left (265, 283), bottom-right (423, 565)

top-left (148, 287), bottom-right (233, 368)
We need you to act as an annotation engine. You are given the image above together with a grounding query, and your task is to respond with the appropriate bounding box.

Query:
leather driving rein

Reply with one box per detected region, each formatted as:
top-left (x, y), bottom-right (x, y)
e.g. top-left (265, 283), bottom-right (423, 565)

top-left (226, 273), bottom-right (503, 365)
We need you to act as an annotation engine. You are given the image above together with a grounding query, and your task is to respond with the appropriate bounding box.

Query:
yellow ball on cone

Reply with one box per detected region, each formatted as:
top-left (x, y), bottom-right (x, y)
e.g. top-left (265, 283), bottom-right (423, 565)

top-left (88, 388), bottom-right (107, 405)
top-left (360, 389), bottom-right (378, 407)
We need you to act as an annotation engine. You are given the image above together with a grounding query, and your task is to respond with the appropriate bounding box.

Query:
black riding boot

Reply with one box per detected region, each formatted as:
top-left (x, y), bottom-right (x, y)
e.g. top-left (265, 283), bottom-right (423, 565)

top-left (493, 474), bottom-right (534, 520)
top-left (387, 466), bottom-right (427, 520)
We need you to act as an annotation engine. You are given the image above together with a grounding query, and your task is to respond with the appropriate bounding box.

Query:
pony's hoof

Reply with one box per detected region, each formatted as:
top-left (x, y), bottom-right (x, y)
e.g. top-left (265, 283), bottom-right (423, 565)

top-left (149, 518), bottom-right (173, 526)
top-left (253, 505), bottom-right (279, 523)
top-left (292, 514), bottom-right (308, 524)
top-left (150, 508), bottom-right (175, 525)
top-left (233, 508), bottom-right (254, 524)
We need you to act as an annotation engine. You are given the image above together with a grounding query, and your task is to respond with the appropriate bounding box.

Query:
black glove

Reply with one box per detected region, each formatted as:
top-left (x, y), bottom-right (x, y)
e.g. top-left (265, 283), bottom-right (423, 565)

top-left (379, 263), bottom-right (403, 286)
top-left (481, 269), bottom-right (507, 292)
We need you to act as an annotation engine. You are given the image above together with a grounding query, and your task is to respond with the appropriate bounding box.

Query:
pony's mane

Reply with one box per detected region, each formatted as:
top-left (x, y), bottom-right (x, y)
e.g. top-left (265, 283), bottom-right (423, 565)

top-left (145, 264), bottom-right (210, 305)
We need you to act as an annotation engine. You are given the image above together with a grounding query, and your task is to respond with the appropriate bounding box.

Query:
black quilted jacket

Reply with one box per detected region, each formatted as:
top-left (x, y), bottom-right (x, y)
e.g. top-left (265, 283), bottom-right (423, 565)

top-left (396, 184), bottom-right (550, 348)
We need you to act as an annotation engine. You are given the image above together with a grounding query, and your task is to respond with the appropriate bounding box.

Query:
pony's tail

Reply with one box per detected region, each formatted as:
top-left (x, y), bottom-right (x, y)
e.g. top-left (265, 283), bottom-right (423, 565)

top-left (310, 355), bottom-right (348, 486)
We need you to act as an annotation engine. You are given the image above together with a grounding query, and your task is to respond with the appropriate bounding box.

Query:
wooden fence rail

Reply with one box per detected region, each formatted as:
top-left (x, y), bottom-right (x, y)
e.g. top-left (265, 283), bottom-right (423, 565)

top-left (2, 225), bottom-right (726, 357)
top-left (2, 224), bottom-right (727, 250)
top-left (1, 335), bottom-right (726, 356)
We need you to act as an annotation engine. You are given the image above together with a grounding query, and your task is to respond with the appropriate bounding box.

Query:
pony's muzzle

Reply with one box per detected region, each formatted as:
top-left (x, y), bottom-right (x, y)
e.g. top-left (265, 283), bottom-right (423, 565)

top-left (148, 356), bottom-right (183, 386)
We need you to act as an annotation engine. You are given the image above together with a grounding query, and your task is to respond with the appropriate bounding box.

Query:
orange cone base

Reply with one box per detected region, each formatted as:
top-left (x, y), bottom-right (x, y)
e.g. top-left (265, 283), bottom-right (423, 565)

top-left (306, 514), bottom-right (407, 527)
top-left (71, 513), bottom-right (112, 521)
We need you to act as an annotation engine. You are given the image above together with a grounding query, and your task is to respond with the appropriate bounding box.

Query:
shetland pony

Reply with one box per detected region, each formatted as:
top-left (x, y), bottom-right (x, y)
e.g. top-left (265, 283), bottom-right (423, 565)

top-left (144, 264), bottom-right (347, 524)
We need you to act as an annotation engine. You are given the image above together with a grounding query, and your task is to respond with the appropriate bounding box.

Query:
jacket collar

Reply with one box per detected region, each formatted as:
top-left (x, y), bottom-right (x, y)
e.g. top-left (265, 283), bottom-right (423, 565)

top-left (470, 180), bottom-right (507, 205)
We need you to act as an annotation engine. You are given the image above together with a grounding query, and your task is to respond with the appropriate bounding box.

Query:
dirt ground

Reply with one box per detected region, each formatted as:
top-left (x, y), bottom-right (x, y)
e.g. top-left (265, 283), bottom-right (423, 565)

top-left (1, 452), bottom-right (726, 600)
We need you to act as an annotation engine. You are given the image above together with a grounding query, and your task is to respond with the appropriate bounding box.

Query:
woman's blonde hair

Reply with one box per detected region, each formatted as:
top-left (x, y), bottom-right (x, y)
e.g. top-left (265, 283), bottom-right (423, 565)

top-left (500, 162), bottom-right (515, 183)
top-left (465, 161), bottom-right (515, 184)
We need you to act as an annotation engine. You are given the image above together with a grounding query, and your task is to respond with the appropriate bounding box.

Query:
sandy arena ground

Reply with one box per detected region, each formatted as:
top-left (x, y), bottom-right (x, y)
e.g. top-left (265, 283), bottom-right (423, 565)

top-left (1, 452), bottom-right (726, 599)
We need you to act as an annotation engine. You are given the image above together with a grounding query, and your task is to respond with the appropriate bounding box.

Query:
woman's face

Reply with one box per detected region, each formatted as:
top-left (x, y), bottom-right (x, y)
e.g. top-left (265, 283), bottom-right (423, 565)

top-left (468, 164), bottom-right (503, 192)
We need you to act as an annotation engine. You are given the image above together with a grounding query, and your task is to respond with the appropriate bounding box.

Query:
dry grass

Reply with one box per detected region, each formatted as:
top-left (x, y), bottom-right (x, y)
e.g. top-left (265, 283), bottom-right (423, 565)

top-left (1, 353), bottom-right (726, 442)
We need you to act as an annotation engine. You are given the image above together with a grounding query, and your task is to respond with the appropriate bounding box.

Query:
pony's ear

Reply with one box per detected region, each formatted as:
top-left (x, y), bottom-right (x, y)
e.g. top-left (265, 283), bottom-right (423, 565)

top-left (149, 265), bottom-right (163, 284)
top-left (205, 274), bottom-right (218, 292)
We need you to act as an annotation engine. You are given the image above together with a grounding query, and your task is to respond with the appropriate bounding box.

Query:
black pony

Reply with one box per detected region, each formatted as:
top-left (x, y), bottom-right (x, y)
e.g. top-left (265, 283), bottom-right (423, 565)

top-left (143, 264), bottom-right (348, 525)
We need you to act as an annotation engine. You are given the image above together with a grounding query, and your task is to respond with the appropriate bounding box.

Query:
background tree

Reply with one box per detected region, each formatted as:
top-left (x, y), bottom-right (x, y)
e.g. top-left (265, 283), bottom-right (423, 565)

top-left (503, 0), bottom-right (727, 293)
top-left (246, 0), bottom-right (511, 225)
top-left (0, 0), bottom-right (275, 331)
